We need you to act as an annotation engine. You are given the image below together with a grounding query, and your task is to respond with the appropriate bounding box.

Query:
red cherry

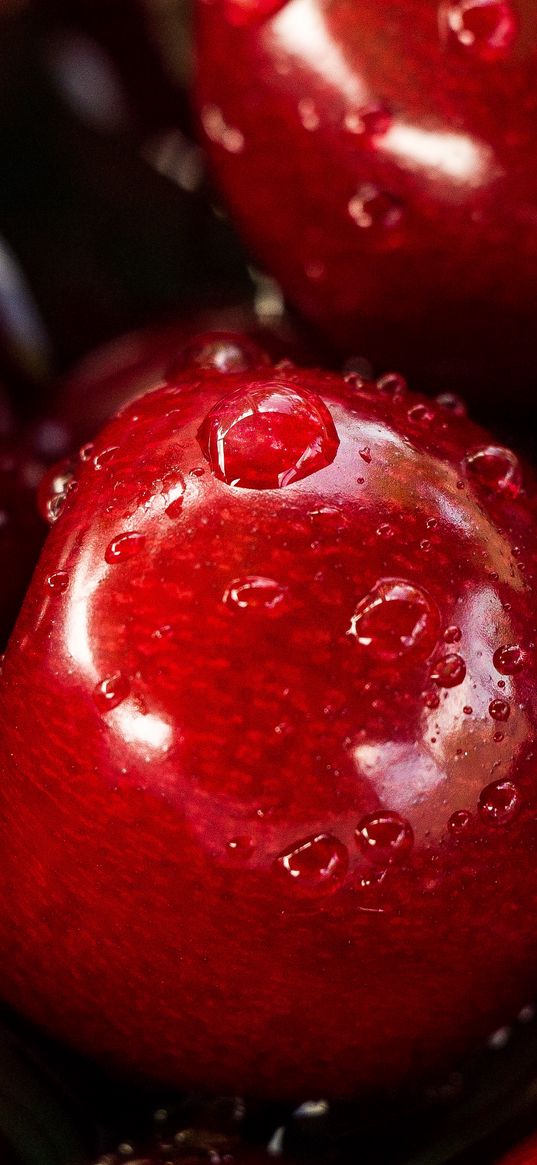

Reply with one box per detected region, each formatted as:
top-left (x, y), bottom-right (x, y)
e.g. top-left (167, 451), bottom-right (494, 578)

top-left (196, 0), bottom-right (537, 403)
top-left (0, 427), bottom-right (48, 647)
top-left (498, 1133), bottom-right (537, 1164)
top-left (1, 366), bottom-right (537, 1099)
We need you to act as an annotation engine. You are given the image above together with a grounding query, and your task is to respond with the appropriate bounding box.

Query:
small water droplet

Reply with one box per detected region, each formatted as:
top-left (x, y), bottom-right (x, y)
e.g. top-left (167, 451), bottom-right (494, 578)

top-left (349, 578), bottom-right (440, 662)
top-left (94, 446), bottom-right (120, 470)
top-left (489, 697), bottom-right (511, 721)
top-left (439, 0), bottom-right (518, 59)
top-left (223, 575), bottom-right (287, 613)
top-left (105, 531), bottom-right (146, 564)
top-left (424, 688), bottom-right (441, 709)
top-left (298, 97), bottom-right (320, 130)
top-left (38, 458), bottom-right (77, 525)
top-left (226, 836), bottom-right (254, 859)
top-left (273, 834), bottom-right (348, 897)
top-left (93, 673), bottom-right (130, 713)
top-left (436, 392), bottom-right (467, 417)
top-left (444, 625), bottom-right (462, 644)
top-left (464, 445), bottom-right (522, 499)
top-left (47, 571), bottom-right (69, 594)
top-left (376, 522), bottom-right (396, 539)
top-left (201, 104), bottom-right (244, 153)
top-left (344, 103), bottom-right (392, 137)
top-left (168, 331), bottom-right (268, 379)
top-left (431, 653), bottom-right (467, 687)
top-left (356, 811), bottom-right (414, 863)
top-left (493, 644), bottom-right (526, 674)
top-left (478, 779), bottom-right (522, 826)
top-left (493, 731), bottom-right (505, 743)
top-left (222, 0), bottom-right (288, 27)
top-left (198, 381), bottom-right (339, 489)
top-left (463, 705), bottom-right (473, 715)
top-left (408, 402), bottom-right (435, 425)
top-left (359, 446), bottom-right (372, 464)
top-left (79, 442), bottom-right (95, 462)
top-left (448, 809), bottom-right (472, 834)
top-left (376, 371), bottom-right (407, 397)
top-left (348, 185), bottom-right (404, 239)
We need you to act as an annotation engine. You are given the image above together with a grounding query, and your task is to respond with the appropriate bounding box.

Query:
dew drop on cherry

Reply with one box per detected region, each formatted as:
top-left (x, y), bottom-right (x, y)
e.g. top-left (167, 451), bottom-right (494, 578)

top-left (93, 673), bottom-right (130, 714)
top-left (440, 0), bottom-right (518, 59)
top-left (198, 382), bottom-right (339, 489)
top-left (356, 811), bottom-right (414, 864)
top-left (408, 403), bottom-right (435, 425)
top-left (463, 445), bottom-right (522, 499)
top-left (431, 653), bottom-right (467, 688)
top-left (38, 459), bottom-right (77, 525)
top-left (448, 809), bottom-right (472, 835)
top-left (47, 571), bottom-right (69, 595)
top-left (478, 779), bottom-right (522, 826)
top-left (348, 579), bottom-right (440, 662)
top-left (94, 446), bottom-right (120, 471)
top-left (105, 532), bottom-right (146, 564)
top-left (273, 834), bottom-right (349, 897)
top-left (223, 575), bottom-right (287, 613)
top-left (436, 392), bottom-right (467, 417)
top-left (348, 186), bottom-right (404, 238)
top-left (489, 698), bottom-right (511, 721)
top-left (376, 372), bottom-right (407, 397)
top-left (226, 836), bottom-right (254, 860)
top-left (493, 644), bottom-right (526, 674)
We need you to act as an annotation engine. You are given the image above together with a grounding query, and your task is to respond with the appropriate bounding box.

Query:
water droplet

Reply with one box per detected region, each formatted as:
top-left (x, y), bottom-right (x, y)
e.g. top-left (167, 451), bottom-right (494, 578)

top-left (489, 697), bottom-right (511, 721)
top-left (376, 522), bottom-right (396, 539)
top-left (222, 0), bottom-right (288, 27)
top-left (478, 779), bottom-right (522, 826)
top-left (436, 392), bottom-right (467, 417)
top-left (464, 445), bottom-right (522, 499)
top-left (376, 371), bottom-right (407, 397)
top-left (356, 811), bottom-right (414, 863)
top-left (298, 98), bottom-right (320, 130)
top-left (444, 625), bottom-right (462, 644)
top-left (168, 332), bottom-right (268, 379)
top-left (93, 673), bottom-right (130, 713)
top-left (273, 834), bottom-right (348, 897)
top-left (448, 809), bottom-right (472, 834)
top-left (431, 653), bottom-right (467, 687)
top-left (408, 402), bottom-right (435, 425)
top-left (439, 0), bottom-right (518, 59)
top-left (359, 446), bottom-right (372, 464)
top-left (493, 644), bottom-right (526, 674)
top-left (344, 103), bottom-right (392, 137)
top-left (201, 104), bottom-right (244, 153)
top-left (105, 531), bottom-right (146, 564)
top-left (198, 381), bottom-right (339, 489)
top-left (226, 836), bottom-right (254, 859)
top-left (348, 578), bottom-right (440, 662)
top-left (463, 705), bottom-right (473, 715)
top-left (47, 571), bottom-right (69, 594)
top-left (94, 446), bottom-right (120, 470)
top-left (348, 185), bottom-right (404, 238)
top-left (79, 442), bottom-right (95, 462)
top-left (223, 575), bottom-right (287, 613)
top-left (38, 458), bottom-right (77, 524)
top-left (493, 731), bottom-right (505, 743)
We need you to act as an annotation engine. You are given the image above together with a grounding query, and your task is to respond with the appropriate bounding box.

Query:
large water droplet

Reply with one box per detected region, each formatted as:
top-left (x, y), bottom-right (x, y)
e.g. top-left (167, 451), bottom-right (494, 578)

top-left (274, 834), bottom-right (348, 897)
top-left (489, 697), bottom-right (511, 721)
top-left (47, 571), bottom-right (69, 594)
top-left (356, 811), bottom-right (414, 863)
top-left (198, 382), bottom-right (339, 489)
top-left (464, 445), bottom-right (522, 499)
top-left (348, 578), bottom-right (440, 662)
top-left (348, 185), bottom-right (404, 239)
top-left (105, 531), bottom-right (146, 564)
top-left (430, 653), bottom-right (467, 687)
top-left (493, 644), bottom-right (526, 674)
top-left (478, 779), bottom-right (522, 826)
top-left (440, 0), bottom-right (518, 58)
top-left (168, 332), bottom-right (268, 379)
top-left (223, 575), bottom-right (287, 613)
top-left (93, 673), bottom-right (130, 713)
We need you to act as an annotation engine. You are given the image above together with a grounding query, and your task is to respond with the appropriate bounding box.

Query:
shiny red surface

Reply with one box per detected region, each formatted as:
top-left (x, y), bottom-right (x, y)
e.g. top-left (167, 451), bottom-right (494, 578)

top-left (2, 366), bottom-right (537, 1098)
top-left (196, 0), bottom-right (537, 404)
top-left (0, 407), bottom-right (48, 646)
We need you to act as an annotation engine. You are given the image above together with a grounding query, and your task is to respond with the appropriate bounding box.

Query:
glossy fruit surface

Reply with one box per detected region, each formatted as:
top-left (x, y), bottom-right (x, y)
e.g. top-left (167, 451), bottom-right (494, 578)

top-left (1, 366), bottom-right (537, 1099)
top-left (196, 0), bottom-right (537, 404)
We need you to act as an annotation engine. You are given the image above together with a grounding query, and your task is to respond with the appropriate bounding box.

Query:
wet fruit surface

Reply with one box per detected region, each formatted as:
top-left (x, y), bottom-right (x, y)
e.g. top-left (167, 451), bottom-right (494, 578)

top-left (196, 0), bottom-right (537, 403)
top-left (1, 366), bottom-right (537, 1098)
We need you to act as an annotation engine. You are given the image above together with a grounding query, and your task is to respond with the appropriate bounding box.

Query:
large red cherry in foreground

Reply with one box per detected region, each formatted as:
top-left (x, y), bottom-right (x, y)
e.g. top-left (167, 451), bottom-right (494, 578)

top-left (196, 0), bottom-right (537, 404)
top-left (1, 365), bottom-right (537, 1099)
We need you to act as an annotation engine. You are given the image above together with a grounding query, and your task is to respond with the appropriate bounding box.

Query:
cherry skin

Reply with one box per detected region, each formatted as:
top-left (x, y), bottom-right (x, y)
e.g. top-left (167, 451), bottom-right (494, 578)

top-left (1, 366), bottom-right (537, 1099)
top-left (196, 0), bottom-right (537, 405)
top-left (499, 1134), bottom-right (537, 1164)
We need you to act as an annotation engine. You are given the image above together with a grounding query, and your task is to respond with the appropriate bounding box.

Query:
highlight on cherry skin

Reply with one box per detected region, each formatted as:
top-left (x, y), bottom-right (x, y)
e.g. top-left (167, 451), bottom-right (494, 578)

top-left (196, 0), bottom-right (537, 403)
top-left (2, 360), bottom-right (537, 1101)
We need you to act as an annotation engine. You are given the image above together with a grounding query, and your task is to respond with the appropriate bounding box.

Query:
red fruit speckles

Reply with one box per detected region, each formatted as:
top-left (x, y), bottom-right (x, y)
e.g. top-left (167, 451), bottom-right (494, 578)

top-left (2, 365), bottom-right (537, 1099)
top-left (196, 0), bottom-right (537, 403)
